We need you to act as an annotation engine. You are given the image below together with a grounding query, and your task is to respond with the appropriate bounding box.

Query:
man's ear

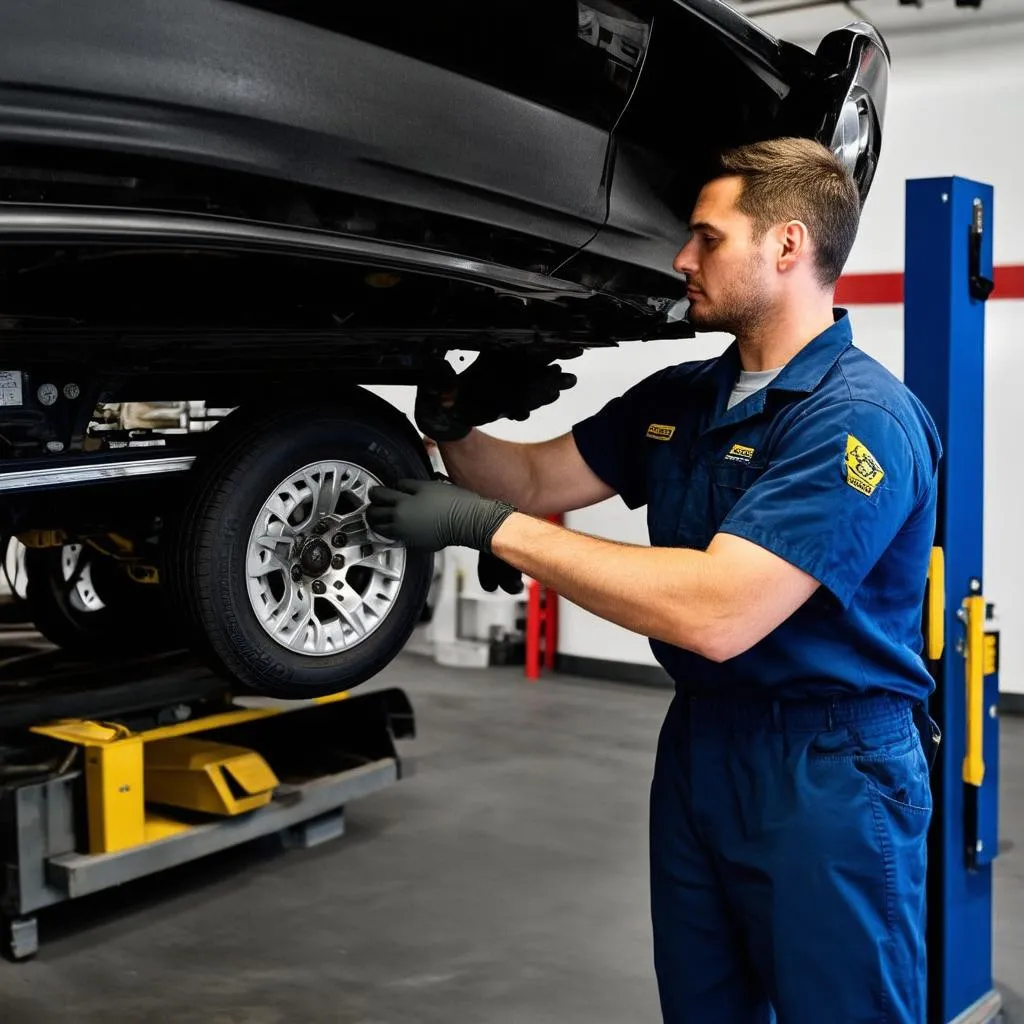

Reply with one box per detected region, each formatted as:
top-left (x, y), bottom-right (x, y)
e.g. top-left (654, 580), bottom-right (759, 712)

top-left (777, 220), bottom-right (811, 274)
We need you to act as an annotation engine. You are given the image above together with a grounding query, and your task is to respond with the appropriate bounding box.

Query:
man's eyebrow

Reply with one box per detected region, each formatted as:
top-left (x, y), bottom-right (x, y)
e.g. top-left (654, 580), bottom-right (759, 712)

top-left (689, 221), bottom-right (720, 234)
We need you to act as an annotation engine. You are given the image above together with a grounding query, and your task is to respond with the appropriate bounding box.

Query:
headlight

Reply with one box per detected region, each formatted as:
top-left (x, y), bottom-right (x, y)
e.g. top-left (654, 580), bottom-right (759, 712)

top-left (831, 93), bottom-right (871, 178)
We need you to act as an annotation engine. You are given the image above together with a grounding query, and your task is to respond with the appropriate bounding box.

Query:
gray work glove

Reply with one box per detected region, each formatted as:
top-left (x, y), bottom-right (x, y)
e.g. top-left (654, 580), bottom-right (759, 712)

top-left (366, 478), bottom-right (516, 552)
top-left (415, 351), bottom-right (579, 443)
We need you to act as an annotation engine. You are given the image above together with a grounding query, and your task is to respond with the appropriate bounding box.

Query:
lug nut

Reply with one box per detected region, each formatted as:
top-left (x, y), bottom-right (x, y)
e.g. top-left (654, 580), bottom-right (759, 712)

top-left (312, 519), bottom-right (330, 535)
top-left (331, 532), bottom-right (347, 548)
top-left (291, 564), bottom-right (303, 582)
top-left (311, 579), bottom-right (326, 595)
top-left (331, 554), bottom-right (346, 570)
top-left (333, 580), bottom-right (344, 591)
top-left (361, 543), bottom-right (374, 558)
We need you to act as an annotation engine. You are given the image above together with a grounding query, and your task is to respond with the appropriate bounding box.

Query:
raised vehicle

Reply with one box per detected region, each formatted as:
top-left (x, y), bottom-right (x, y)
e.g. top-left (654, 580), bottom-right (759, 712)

top-left (0, 0), bottom-right (889, 696)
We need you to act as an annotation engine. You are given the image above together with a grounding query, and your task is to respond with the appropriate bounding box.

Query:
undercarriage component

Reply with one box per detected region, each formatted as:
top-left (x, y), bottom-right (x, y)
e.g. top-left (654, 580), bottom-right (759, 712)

top-left (14, 529), bottom-right (68, 549)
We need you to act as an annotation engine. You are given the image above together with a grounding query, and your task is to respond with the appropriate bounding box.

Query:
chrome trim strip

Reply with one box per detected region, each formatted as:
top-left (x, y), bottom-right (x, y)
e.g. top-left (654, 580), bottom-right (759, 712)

top-left (0, 455), bottom-right (195, 492)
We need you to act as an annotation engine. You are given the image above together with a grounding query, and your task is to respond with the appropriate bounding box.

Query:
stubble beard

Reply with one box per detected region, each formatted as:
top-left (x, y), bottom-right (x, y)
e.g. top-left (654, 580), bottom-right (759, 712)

top-left (686, 255), bottom-right (772, 339)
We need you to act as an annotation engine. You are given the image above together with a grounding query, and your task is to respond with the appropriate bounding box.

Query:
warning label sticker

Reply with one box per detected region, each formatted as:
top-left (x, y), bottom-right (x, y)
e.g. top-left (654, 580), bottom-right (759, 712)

top-left (0, 371), bottom-right (23, 407)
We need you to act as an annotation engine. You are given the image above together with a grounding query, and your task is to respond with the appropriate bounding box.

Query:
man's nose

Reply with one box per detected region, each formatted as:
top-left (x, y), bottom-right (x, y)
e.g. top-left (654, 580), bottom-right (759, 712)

top-left (673, 239), bottom-right (697, 276)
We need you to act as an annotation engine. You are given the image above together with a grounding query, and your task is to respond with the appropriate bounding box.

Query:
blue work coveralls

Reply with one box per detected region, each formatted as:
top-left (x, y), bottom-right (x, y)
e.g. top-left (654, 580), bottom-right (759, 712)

top-left (571, 311), bottom-right (942, 1024)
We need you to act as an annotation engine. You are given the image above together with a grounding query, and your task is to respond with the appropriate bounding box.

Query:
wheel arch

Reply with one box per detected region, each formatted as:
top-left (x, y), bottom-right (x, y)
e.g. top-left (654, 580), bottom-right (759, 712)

top-left (197, 385), bottom-right (431, 477)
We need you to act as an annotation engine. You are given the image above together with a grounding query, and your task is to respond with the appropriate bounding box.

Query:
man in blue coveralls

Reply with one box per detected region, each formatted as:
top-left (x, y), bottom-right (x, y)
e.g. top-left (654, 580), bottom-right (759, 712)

top-left (367, 137), bottom-right (942, 1023)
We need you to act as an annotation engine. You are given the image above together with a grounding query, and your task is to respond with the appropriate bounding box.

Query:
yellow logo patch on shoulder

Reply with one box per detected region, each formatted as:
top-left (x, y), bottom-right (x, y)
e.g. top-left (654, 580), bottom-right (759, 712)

top-left (845, 434), bottom-right (885, 496)
top-left (646, 423), bottom-right (675, 441)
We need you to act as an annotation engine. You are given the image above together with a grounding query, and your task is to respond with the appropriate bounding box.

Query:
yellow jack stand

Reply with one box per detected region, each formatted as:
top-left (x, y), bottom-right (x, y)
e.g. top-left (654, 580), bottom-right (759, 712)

top-left (1, 686), bottom-right (415, 960)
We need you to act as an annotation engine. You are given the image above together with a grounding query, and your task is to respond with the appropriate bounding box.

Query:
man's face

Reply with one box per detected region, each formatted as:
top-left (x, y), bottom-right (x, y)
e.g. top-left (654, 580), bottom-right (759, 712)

top-left (672, 176), bottom-right (775, 336)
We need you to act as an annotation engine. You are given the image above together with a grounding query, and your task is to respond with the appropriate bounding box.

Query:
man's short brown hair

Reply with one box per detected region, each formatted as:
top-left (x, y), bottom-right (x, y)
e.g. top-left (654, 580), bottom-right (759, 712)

top-left (715, 138), bottom-right (861, 287)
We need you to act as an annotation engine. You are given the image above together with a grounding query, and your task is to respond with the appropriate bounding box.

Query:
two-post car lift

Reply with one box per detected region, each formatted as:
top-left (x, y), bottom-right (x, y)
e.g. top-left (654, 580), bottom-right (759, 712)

top-left (905, 176), bottom-right (1001, 1024)
top-left (0, 631), bottom-right (414, 960)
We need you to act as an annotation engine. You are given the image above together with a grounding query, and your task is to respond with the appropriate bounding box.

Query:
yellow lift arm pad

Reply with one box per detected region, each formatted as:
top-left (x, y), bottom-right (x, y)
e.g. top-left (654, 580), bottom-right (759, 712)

top-left (962, 593), bottom-right (986, 787)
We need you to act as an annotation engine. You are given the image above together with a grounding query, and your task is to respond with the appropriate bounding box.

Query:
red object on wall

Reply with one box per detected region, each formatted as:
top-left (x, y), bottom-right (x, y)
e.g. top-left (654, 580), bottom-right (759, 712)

top-left (525, 515), bottom-right (562, 681)
top-left (835, 271), bottom-right (903, 305)
top-left (835, 264), bottom-right (1024, 305)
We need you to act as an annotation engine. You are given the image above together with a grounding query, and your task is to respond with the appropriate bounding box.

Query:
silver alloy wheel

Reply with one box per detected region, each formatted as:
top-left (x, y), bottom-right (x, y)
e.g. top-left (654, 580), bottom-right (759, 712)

top-left (3, 538), bottom-right (29, 600)
top-left (62, 544), bottom-right (105, 613)
top-left (245, 460), bottom-right (406, 656)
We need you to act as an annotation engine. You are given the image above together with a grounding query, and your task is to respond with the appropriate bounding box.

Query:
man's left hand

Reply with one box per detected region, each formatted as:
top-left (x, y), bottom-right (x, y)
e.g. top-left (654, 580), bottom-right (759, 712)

top-left (366, 478), bottom-right (516, 552)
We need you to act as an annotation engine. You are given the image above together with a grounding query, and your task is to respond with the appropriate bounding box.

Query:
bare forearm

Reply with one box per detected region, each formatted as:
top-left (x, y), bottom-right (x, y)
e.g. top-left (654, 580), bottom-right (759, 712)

top-left (490, 513), bottom-right (730, 658)
top-left (438, 430), bottom-right (542, 513)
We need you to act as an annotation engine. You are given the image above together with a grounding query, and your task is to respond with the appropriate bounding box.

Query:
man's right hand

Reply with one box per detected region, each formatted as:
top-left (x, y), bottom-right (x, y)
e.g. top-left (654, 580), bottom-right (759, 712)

top-left (415, 351), bottom-right (579, 443)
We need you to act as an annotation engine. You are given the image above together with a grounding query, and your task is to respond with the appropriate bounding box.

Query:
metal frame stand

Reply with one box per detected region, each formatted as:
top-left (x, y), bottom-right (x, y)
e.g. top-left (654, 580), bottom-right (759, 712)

top-left (0, 683), bottom-right (415, 960)
top-left (904, 177), bottom-right (1001, 1024)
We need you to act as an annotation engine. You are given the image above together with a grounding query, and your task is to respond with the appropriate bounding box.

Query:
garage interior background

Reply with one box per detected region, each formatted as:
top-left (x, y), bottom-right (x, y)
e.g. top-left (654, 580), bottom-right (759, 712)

top-left (372, 0), bottom-right (1024, 696)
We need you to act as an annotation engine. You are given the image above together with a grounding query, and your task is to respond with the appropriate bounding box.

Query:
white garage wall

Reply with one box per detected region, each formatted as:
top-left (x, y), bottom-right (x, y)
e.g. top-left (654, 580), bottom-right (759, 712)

top-left (372, 11), bottom-right (1024, 691)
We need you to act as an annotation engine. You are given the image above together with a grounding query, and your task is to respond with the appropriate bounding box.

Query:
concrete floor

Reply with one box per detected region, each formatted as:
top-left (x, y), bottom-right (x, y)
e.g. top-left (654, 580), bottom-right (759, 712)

top-left (1, 654), bottom-right (1022, 1023)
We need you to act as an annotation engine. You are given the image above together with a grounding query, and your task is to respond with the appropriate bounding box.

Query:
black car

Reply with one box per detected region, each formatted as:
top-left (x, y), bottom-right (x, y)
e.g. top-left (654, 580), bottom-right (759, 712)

top-left (0, 0), bottom-right (889, 696)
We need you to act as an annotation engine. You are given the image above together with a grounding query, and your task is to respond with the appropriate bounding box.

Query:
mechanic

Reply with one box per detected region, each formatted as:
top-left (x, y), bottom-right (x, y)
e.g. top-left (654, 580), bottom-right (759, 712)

top-left (367, 137), bottom-right (942, 1024)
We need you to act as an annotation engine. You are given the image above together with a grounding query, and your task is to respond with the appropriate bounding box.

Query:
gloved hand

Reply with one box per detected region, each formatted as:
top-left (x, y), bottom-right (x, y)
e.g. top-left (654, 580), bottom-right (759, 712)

top-left (415, 350), bottom-right (579, 443)
top-left (366, 478), bottom-right (516, 552)
top-left (477, 550), bottom-right (524, 595)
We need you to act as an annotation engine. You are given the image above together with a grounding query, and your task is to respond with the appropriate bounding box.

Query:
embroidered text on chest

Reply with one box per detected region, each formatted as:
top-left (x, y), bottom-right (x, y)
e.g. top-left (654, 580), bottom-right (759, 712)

top-left (724, 443), bottom-right (756, 464)
top-left (646, 423), bottom-right (676, 441)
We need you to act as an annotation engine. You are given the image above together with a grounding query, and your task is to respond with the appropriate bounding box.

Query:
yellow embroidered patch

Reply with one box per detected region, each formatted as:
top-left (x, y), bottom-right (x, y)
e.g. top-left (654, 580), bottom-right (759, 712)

top-left (646, 423), bottom-right (676, 441)
top-left (845, 434), bottom-right (885, 496)
top-left (725, 443), bottom-right (755, 464)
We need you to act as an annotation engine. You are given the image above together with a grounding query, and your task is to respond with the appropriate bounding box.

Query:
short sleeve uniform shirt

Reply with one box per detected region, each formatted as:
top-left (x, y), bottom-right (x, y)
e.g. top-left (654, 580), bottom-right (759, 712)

top-left (571, 311), bottom-right (942, 701)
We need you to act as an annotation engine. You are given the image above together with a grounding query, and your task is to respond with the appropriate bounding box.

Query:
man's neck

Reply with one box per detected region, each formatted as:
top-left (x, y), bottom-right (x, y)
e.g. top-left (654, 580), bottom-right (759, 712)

top-left (735, 300), bottom-right (837, 372)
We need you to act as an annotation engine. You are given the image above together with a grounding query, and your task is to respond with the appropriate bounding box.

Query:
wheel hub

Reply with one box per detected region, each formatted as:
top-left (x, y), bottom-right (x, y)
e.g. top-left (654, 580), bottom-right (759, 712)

top-left (298, 537), bottom-right (331, 578)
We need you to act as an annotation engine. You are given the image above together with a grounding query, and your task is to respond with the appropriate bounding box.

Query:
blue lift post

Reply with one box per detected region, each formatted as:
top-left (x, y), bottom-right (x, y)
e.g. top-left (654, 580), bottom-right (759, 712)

top-left (904, 177), bottom-right (1001, 1024)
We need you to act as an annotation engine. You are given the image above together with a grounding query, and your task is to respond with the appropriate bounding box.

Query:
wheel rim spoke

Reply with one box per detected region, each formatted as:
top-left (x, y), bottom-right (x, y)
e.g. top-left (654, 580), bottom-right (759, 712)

top-left (262, 491), bottom-right (301, 531)
top-left (269, 582), bottom-right (305, 631)
top-left (247, 541), bottom-right (290, 578)
top-left (353, 548), bottom-right (403, 581)
top-left (322, 589), bottom-right (370, 640)
top-left (58, 545), bottom-right (106, 613)
top-left (310, 465), bottom-right (345, 520)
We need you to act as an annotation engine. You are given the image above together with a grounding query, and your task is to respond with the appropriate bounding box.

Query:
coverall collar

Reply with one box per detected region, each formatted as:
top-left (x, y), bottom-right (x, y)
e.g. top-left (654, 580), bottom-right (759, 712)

top-left (695, 308), bottom-right (854, 429)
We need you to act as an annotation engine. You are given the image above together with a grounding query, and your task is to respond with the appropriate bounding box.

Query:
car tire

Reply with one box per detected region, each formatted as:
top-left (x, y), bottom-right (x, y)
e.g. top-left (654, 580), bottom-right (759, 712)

top-left (22, 543), bottom-right (167, 653)
top-left (168, 402), bottom-right (433, 698)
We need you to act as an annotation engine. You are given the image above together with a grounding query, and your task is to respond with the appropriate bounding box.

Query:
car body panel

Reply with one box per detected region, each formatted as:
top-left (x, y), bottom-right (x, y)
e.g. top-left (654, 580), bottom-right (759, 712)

top-left (0, 0), bottom-right (618, 264)
top-left (0, 2), bottom-right (887, 304)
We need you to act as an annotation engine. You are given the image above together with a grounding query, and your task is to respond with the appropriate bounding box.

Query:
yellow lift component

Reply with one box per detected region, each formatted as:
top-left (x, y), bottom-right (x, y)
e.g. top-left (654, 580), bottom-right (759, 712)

top-left (926, 546), bottom-right (945, 661)
top-left (145, 737), bottom-right (279, 817)
top-left (962, 592), bottom-right (986, 787)
top-left (2, 685), bottom-right (413, 960)
top-left (32, 691), bottom-right (349, 855)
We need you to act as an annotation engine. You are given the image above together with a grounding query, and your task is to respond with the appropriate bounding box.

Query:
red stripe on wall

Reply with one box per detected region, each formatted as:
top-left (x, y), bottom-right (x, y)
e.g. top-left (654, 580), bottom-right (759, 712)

top-left (835, 272), bottom-right (903, 305)
top-left (835, 264), bottom-right (1024, 305)
top-left (995, 264), bottom-right (1024, 298)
